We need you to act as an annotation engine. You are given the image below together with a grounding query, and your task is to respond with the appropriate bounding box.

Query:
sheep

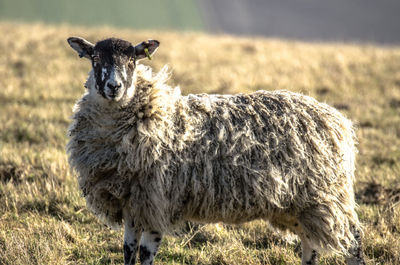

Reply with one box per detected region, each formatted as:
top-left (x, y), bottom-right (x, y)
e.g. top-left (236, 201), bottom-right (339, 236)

top-left (66, 36), bottom-right (366, 265)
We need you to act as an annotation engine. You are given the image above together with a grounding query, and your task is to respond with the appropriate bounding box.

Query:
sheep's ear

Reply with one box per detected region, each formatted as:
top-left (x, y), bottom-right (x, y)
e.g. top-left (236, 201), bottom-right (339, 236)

top-left (134, 40), bottom-right (160, 61)
top-left (67, 37), bottom-right (94, 59)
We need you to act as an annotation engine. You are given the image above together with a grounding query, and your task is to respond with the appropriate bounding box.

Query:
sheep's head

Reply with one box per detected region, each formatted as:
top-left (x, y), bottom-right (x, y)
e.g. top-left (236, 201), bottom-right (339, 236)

top-left (67, 36), bottom-right (159, 102)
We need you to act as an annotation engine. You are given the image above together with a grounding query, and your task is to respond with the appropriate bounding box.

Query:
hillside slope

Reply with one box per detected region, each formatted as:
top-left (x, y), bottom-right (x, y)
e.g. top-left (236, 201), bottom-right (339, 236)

top-left (0, 22), bottom-right (399, 264)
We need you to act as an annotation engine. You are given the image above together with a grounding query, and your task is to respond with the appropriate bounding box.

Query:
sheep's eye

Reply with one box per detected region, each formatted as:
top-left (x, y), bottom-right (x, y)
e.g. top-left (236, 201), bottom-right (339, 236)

top-left (92, 55), bottom-right (100, 63)
top-left (128, 57), bottom-right (135, 66)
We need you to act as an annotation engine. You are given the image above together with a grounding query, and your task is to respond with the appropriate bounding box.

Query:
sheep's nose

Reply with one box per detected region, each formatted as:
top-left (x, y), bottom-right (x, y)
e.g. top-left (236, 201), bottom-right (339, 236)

top-left (107, 81), bottom-right (122, 90)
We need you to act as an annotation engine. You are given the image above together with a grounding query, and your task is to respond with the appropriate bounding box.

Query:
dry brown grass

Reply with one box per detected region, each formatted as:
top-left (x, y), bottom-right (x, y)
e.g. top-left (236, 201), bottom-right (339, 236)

top-left (0, 22), bottom-right (399, 264)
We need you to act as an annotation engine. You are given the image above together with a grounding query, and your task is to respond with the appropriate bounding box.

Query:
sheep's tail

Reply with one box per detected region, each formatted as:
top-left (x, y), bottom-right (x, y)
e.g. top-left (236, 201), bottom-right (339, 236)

top-left (300, 114), bottom-right (360, 256)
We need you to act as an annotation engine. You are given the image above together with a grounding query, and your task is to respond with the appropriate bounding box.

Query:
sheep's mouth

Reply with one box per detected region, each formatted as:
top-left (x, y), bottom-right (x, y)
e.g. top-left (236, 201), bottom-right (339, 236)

top-left (105, 90), bottom-right (124, 101)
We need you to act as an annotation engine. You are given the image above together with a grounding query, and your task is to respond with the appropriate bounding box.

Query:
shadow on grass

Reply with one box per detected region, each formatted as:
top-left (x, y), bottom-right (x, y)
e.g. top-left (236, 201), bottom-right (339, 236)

top-left (0, 162), bottom-right (26, 184)
top-left (356, 181), bottom-right (400, 205)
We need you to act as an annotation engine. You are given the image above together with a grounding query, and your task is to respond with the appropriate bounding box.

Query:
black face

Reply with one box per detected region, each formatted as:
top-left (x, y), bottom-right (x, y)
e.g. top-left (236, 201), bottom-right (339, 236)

top-left (91, 38), bottom-right (136, 100)
top-left (68, 36), bottom-right (160, 101)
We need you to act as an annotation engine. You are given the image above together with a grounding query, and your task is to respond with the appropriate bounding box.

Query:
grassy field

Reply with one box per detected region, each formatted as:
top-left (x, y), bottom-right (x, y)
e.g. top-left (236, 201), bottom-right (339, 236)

top-left (0, 22), bottom-right (399, 265)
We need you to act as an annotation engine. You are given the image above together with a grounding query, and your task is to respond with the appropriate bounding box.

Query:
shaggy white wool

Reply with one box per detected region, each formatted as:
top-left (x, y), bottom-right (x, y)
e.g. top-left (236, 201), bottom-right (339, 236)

top-left (67, 64), bottom-right (360, 255)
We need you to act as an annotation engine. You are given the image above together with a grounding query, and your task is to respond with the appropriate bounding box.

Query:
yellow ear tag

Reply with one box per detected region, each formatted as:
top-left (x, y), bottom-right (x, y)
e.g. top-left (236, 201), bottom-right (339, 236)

top-left (144, 48), bottom-right (152, 60)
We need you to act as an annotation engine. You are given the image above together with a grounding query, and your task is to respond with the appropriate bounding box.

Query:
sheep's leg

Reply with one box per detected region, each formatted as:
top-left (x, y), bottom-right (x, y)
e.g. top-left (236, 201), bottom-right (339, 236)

top-left (124, 214), bottom-right (142, 265)
top-left (301, 238), bottom-right (318, 265)
top-left (345, 227), bottom-right (366, 265)
top-left (139, 231), bottom-right (162, 265)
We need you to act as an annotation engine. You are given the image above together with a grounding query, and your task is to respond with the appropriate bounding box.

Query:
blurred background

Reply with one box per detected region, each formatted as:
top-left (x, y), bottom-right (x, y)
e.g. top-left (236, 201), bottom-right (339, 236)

top-left (0, 0), bottom-right (400, 44)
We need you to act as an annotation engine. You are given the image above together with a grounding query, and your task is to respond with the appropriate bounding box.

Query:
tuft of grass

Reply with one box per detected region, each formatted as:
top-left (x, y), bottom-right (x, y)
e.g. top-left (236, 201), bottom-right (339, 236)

top-left (0, 22), bottom-right (399, 264)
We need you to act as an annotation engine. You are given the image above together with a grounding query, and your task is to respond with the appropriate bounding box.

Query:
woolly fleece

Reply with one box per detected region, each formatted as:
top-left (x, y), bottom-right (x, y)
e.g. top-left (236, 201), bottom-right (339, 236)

top-left (67, 64), bottom-right (359, 255)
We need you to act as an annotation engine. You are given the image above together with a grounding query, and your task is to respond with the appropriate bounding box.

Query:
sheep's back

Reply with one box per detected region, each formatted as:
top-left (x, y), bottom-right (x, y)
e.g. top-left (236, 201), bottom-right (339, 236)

top-left (165, 90), bottom-right (356, 223)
